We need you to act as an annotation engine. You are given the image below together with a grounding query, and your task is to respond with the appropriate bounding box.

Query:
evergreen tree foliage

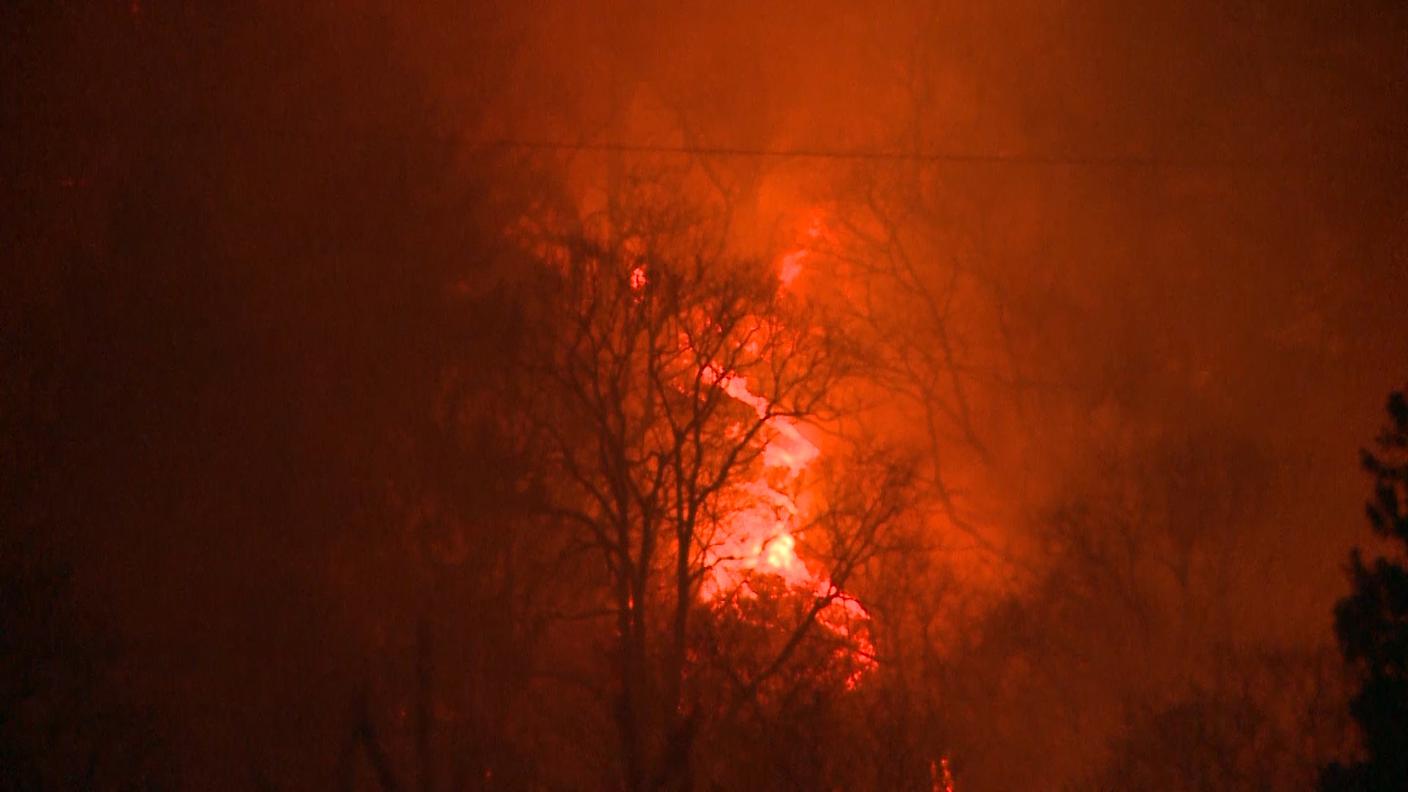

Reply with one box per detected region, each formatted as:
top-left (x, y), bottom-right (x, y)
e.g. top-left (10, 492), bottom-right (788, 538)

top-left (1321, 389), bottom-right (1408, 791)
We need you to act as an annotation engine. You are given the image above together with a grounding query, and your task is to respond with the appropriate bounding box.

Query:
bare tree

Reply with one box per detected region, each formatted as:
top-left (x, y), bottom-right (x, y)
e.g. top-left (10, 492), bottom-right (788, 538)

top-left (1071, 645), bottom-right (1354, 792)
top-left (511, 176), bottom-right (910, 791)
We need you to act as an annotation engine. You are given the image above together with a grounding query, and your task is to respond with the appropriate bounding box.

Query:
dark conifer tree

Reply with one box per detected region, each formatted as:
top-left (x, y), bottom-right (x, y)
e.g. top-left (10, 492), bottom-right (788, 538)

top-left (1321, 388), bottom-right (1408, 791)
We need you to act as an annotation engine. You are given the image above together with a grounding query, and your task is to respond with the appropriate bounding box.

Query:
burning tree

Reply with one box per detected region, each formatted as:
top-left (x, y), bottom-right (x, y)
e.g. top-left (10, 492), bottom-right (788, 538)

top-left (511, 177), bottom-right (912, 791)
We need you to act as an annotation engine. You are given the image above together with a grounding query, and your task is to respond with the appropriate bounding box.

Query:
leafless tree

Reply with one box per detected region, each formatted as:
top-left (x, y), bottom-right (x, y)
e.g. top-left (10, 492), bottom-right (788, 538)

top-left (512, 174), bottom-right (913, 791)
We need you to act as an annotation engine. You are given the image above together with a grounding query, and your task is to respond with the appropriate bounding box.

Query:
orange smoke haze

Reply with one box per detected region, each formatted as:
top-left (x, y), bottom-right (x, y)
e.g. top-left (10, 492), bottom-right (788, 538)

top-left (6, 2), bottom-right (1407, 790)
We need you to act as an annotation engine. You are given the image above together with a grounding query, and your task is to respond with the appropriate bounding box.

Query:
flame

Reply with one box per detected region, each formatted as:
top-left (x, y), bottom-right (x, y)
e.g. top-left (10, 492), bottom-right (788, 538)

top-left (702, 216), bottom-right (876, 683)
top-left (930, 757), bottom-right (957, 792)
top-left (695, 364), bottom-right (817, 590)
top-left (625, 215), bottom-right (876, 687)
top-left (698, 343), bottom-right (875, 684)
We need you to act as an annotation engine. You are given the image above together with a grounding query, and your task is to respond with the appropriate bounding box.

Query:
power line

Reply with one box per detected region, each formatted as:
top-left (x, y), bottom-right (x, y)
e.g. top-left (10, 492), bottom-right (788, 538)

top-left (474, 137), bottom-right (1381, 170)
top-left (31, 111), bottom-right (1389, 170)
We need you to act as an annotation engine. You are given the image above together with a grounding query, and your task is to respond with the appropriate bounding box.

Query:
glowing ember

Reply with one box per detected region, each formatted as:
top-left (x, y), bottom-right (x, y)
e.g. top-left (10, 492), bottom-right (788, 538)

top-left (930, 757), bottom-right (957, 792)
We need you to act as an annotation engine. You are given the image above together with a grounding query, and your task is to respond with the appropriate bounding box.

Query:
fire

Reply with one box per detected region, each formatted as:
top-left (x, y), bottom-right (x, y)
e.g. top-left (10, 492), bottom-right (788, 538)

top-left (930, 757), bottom-right (957, 792)
top-left (686, 220), bottom-right (876, 683)
top-left (697, 366), bottom-right (820, 594)
top-left (699, 365), bottom-right (877, 684)
top-left (615, 211), bottom-right (876, 686)
top-left (713, 374), bottom-right (819, 476)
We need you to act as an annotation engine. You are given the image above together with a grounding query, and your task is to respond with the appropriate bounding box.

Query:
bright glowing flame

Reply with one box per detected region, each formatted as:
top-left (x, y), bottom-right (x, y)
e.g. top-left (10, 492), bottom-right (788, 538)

top-left (695, 366), bottom-right (816, 591)
top-left (699, 363), bottom-right (875, 684)
top-left (631, 222), bottom-right (876, 685)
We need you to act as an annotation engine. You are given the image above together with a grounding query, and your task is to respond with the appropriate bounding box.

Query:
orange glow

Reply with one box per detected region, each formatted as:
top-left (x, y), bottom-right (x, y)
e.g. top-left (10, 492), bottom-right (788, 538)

top-left (696, 286), bottom-right (876, 683)
top-left (775, 210), bottom-right (830, 287)
top-left (930, 757), bottom-right (956, 792)
top-left (697, 366), bottom-right (819, 593)
top-left (777, 249), bottom-right (806, 286)
top-left (629, 235), bottom-right (875, 683)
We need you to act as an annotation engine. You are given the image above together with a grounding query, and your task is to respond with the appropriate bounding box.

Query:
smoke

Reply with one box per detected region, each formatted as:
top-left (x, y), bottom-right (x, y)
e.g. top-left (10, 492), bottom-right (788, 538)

top-left (5, 0), bottom-right (1406, 787)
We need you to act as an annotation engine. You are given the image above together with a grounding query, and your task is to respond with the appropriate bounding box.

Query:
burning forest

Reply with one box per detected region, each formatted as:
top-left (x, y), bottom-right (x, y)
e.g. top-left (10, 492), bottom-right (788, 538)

top-left (4, 1), bottom-right (1408, 790)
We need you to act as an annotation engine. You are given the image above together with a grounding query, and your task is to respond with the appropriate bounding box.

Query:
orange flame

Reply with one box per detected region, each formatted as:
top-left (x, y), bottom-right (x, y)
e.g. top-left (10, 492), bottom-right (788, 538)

top-left (930, 757), bottom-right (957, 792)
top-left (692, 249), bottom-right (875, 683)
top-left (699, 368), bottom-right (877, 685)
top-left (626, 214), bottom-right (876, 685)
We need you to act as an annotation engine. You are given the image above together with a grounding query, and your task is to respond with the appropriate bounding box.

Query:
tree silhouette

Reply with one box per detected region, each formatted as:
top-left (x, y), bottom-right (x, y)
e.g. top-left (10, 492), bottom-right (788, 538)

top-left (510, 173), bottom-right (912, 791)
top-left (1321, 388), bottom-right (1408, 791)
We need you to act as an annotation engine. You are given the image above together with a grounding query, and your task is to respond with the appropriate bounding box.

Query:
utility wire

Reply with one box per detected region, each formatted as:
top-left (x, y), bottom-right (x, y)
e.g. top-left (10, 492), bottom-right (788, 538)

top-left (33, 112), bottom-right (1389, 170)
top-left (474, 137), bottom-right (1385, 170)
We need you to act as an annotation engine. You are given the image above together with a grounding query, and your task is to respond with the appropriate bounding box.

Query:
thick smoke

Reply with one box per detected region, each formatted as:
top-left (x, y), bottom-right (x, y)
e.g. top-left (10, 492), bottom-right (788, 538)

top-left (4, 1), bottom-right (1406, 788)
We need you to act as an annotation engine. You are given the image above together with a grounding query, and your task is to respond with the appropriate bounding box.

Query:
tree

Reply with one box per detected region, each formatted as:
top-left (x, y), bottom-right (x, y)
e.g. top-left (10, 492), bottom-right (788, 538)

top-left (1072, 645), bottom-right (1351, 791)
top-left (1321, 388), bottom-right (1408, 791)
top-left (512, 175), bottom-right (909, 791)
top-left (2, 2), bottom-right (547, 785)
